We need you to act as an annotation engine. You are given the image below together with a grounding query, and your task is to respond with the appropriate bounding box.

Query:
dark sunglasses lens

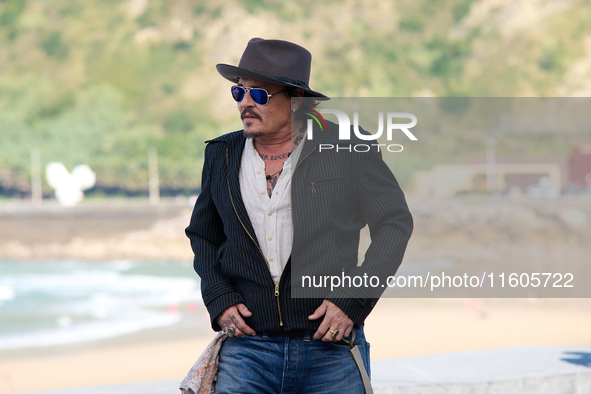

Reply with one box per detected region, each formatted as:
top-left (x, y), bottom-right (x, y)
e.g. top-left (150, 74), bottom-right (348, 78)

top-left (231, 86), bottom-right (245, 102)
top-left (249, 89), bottom-right (268, 105)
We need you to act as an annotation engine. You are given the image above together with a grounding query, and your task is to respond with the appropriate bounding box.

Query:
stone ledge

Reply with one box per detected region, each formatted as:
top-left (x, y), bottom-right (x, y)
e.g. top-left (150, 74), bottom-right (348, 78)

top-left (372, 346), bottom-right (591, 394)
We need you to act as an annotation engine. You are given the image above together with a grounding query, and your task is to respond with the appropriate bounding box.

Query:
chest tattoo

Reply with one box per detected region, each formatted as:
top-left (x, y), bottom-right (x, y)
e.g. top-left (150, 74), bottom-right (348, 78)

top-left (266, 171), bottom-right (282, 197)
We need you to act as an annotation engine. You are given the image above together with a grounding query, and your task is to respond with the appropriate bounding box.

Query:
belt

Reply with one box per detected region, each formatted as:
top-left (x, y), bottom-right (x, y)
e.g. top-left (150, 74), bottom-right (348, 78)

top-left (266, 329), bottom-right (307, 337)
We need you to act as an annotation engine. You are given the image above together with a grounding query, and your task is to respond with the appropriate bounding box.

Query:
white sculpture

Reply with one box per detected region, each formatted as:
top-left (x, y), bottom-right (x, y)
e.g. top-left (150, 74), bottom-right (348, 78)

top-left (46, 163), bottom-right (96, 206)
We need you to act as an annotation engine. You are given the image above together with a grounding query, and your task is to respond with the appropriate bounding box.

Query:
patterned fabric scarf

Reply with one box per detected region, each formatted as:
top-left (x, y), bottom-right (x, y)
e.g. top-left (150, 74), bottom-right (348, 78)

top-left (179, 332), bottom-right (228, 394)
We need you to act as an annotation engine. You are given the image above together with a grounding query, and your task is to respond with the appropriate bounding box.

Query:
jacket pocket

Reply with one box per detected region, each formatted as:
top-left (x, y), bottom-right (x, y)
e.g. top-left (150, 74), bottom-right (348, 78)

top-left (310, 176), bottom-right (347, 193)
top-left (216, 241), bottom-right (227, 264)
top-left (335, 242), bottom-right (353, 272)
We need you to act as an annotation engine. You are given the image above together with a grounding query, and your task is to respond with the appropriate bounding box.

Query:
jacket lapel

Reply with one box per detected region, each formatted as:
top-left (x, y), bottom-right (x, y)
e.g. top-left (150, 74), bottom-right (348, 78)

top-left (225, 134), bottom-right (260, 246)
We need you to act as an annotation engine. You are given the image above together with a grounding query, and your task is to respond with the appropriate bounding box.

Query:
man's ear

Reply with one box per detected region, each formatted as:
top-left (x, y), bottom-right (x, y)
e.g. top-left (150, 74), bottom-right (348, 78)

top-left (292, 89), bottom-right (305, 110)
top-left (292, 96), bottom-right (304, 108)
top-left (293, 88), bottom-right (305, 98)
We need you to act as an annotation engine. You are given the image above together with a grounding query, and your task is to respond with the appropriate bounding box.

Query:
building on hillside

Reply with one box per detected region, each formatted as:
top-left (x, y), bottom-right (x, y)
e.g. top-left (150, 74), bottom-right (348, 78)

top-left (570, 144), bottom-right (591, 190)
top-left (410, 146), bottom-right (589, 197)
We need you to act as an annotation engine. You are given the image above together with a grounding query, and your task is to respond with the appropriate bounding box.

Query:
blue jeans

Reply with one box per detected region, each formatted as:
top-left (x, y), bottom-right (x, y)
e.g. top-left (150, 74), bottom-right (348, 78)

top-left (215, 327), bottom-right (370, 394)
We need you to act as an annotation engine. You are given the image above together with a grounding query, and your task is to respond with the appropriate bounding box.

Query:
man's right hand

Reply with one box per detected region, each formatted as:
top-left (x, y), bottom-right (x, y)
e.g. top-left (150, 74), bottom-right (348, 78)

top-left (216, 303), bottom-right (256, 337)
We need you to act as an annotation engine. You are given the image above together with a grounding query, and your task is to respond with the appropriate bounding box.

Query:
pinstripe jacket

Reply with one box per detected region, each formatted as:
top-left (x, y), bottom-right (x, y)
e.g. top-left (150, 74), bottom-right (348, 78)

top-left (186, 121), bottom-right (413, 332)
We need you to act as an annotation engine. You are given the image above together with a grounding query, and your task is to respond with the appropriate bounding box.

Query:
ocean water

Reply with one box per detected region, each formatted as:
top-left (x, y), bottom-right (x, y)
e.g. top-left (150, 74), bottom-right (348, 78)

top-left (0, 260), bottom-right (201, 351)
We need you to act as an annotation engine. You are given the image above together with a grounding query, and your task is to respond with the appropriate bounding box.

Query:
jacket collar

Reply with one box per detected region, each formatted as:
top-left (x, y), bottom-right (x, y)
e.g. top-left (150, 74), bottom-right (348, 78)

top-left (205, 129), bottom-right (244, 145)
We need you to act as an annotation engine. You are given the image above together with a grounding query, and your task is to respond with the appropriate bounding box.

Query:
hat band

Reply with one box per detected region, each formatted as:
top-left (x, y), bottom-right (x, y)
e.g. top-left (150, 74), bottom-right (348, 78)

top-left (275, 76), bottom-right (310, 89)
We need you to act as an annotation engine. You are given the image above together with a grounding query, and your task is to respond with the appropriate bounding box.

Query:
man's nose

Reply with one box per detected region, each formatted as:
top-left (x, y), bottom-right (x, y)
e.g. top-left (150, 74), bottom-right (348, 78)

top-left (239, 89), bottom-right (256, 107)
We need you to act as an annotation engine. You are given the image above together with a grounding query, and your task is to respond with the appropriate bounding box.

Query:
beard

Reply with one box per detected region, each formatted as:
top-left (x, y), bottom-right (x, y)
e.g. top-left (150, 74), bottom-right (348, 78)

top-left (243, 129), bottom-right (265, 138)
top-left (241, 109), bottom-right (264, 138)
top-left (242, 121), bottom-right (265, 138)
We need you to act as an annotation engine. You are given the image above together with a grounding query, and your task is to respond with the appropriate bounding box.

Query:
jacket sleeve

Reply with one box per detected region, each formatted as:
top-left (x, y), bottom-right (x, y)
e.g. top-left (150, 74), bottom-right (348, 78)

top-left (185, 143), bottom-right (245, 331)
top-left (327, 144), bottom-right (413, 326)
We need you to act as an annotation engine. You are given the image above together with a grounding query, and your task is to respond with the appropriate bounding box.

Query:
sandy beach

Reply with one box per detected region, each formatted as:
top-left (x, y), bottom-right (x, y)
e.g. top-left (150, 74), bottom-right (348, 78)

top-left (1, 298), bottom-right (590, 393)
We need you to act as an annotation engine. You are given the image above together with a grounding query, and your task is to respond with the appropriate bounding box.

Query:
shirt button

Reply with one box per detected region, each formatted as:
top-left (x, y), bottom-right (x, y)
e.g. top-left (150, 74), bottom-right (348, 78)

top-left (261, 190), bottom-right (266, 195)
top-left (268, 257), bottom-right (274, 262)
top-left (268, 211), bottom-right (273, 216)
top-left (257, 170), bottom-right (262, 175)
top-left (268, 236), bottom-right (273, 241)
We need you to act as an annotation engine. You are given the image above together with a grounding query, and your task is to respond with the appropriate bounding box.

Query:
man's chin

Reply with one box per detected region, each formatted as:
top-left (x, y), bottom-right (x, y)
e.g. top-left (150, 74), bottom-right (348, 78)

top-left (243, 128), bottom-right (264, 139)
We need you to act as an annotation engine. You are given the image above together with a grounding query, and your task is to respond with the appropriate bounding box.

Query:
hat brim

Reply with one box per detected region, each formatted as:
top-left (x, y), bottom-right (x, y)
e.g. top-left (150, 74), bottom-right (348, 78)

top-left (216, 64), bottom-right (329, 99)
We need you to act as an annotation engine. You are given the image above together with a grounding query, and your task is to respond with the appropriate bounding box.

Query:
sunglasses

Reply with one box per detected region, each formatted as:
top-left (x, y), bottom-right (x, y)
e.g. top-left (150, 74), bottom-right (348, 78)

top-left (231, 86), bottom-right (287, 106)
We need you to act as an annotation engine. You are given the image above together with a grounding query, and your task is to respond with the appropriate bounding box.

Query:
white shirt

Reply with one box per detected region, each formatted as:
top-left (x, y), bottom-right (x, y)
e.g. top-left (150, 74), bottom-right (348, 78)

top-left (239, 137), bottom-right (304, 284)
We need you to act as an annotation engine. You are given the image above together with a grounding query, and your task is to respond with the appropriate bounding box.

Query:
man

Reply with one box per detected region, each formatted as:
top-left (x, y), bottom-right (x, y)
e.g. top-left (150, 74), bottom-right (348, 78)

top-left (186, 38), bottom-right (413, 393)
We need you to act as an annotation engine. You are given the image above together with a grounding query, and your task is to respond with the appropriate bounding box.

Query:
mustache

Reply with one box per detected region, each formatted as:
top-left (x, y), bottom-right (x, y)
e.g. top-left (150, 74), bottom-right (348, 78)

top-left (241, 109), bottom-right (261, 121)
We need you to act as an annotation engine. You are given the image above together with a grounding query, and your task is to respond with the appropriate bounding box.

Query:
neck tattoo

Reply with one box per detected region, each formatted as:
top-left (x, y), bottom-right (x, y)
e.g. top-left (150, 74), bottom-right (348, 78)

top-left (292, 126), bottom-right (306, 150)
top-left (258, 126), bottom-right (306, 186)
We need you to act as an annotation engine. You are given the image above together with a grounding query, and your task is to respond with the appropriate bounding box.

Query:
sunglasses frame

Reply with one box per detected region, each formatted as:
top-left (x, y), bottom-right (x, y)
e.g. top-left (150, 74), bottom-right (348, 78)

top-left (231, 85), bottom-right (287, 106)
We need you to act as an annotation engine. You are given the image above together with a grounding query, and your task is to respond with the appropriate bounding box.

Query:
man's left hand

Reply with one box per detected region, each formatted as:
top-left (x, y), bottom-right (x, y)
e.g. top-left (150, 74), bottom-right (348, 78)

top-left (308, 300), bottom-right (354, 342)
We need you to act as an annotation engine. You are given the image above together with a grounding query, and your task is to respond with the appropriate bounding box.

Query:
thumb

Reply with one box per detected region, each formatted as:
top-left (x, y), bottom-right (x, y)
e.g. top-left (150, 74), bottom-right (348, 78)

top-left (237, 303), bottom-right (252, 317)
top-left (308, 302), bottom-right (327, 320)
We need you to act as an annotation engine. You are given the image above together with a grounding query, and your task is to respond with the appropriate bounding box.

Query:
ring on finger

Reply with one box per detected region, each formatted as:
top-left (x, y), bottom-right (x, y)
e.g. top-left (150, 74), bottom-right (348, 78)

top-left (328, 329), bottom-right (339, 339)
top-left (227, 326), bottom-right (237, 335)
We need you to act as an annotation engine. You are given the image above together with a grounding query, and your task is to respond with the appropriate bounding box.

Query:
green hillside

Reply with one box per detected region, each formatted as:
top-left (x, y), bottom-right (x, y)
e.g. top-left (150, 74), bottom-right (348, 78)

top-left (1, 0), bottom-right (590, 197)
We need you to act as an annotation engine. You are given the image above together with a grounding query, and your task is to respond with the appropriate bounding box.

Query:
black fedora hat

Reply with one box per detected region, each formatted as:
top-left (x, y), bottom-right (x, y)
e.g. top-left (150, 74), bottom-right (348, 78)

top-left (216, 38), bottom-right (328, 99)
